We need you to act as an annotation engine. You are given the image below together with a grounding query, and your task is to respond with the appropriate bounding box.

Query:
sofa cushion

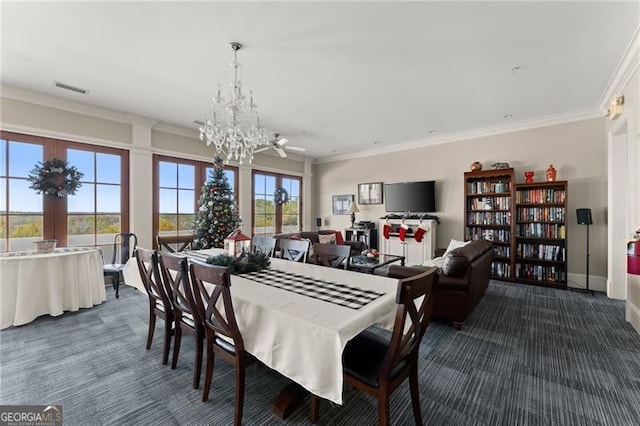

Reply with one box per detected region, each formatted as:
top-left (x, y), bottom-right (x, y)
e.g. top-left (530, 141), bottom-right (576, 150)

top-left (441, 240), bottom-right (492, 277)
top-left (441, 251), bottom-right (469, 277)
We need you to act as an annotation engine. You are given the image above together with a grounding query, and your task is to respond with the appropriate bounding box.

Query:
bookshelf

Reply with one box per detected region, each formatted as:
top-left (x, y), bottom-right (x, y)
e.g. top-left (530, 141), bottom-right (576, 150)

top-left (464, 168), bottom-right (515, 281)
top-left (514, 181), bottom-right (568, 289)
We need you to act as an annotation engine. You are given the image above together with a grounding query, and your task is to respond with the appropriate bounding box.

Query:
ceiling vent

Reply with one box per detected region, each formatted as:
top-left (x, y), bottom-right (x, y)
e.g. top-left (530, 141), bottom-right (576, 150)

top-left (53, 81), bottom-right (88, 95)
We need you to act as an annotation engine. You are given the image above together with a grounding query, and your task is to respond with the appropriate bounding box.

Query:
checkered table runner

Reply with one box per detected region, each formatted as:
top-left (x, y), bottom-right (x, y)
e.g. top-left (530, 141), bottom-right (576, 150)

top-left (243, 268), bottom-right (385, 310)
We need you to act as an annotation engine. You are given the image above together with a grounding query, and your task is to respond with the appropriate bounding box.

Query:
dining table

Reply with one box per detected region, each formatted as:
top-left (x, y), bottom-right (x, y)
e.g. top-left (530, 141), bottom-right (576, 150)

top-left (0, 247), bottom-right (106, 330)
top-left (122, 249), bottom-right (400, 407)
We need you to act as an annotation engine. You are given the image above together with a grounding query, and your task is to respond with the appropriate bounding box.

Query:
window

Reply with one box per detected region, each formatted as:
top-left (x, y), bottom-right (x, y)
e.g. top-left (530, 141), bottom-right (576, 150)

top-left (153, 155), bottom-right (237, 245)
top-left (253, 171), bottom-right (302, 236)
top-left (67, 148), bottom-right (124, 249)
top-left (0, 132), bottom-right (129, 253)
top-left (0, 138), bottom-right (44, 251)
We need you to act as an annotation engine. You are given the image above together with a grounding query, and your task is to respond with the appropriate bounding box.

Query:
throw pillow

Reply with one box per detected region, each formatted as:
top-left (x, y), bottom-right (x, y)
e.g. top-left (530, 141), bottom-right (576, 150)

top-left (334, 231), bottom-right (345, 245)
top-left (444, 239), bottom-right (469, 256)
top-left (318, 233), bottom-right (336, 245)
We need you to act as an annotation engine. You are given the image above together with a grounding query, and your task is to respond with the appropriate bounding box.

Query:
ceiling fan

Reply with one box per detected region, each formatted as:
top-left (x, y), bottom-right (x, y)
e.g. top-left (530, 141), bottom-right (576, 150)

top-left (254, 133), bottom-right (306, 158)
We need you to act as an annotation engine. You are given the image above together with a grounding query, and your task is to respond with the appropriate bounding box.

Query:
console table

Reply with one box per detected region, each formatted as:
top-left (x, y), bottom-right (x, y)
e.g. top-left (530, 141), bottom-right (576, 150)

top-left (0, 247), bottom-right (106, 329)
top-left (345, 227), bottom-right (378, 250)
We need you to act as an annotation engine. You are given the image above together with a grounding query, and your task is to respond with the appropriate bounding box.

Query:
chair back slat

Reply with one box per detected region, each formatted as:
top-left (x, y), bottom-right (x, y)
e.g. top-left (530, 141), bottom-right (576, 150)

top-left (157, 234), bottom-right (194, 253)
top-left (111, 233), bottom-right (138, 265)
top-left (277, 238), bottom-right (310, 262)
top-left (312, 242), bottom-right (350, 269)
top-left (159, 252), bottom-right (194, 321)
top-left (251, 236), bottom-right (276, 257)
top-left (382, 267), bottom-right (438, 376)
top-left (135, 248), bottom-right (171, 308)
top-left (189, 262), bottom-right (245, 351)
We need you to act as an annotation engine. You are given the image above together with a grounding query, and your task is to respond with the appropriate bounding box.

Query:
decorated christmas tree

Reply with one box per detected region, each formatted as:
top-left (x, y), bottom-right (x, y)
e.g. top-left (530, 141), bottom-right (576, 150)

top-left (193, 157), bottom-right (240, 249)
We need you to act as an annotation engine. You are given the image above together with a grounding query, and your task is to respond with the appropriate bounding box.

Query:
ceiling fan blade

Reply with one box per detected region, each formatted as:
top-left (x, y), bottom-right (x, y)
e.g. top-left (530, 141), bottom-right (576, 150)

top-left (276, 138), bottom-right (289, 146)
top-left (275, 148), bottom-right (287, 158)
top-left (254, 147), bottom-right (270, 153)
top-left (285, 146), bottom-right (306, 152)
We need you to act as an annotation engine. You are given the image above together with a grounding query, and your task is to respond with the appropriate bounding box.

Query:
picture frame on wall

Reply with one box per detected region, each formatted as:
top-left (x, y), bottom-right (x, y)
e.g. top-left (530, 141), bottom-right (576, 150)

top-left (358, 182), bottom-right (383, 205)
top-left (332, 194), bottom-right (354, 215)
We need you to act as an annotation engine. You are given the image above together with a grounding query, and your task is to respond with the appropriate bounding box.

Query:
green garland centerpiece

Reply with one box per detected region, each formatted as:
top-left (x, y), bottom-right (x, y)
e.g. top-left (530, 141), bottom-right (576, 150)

top-left (28, 158), bottom-right (84, 198)
top-left (206, 251), bottom-right (271, 274)
top-left (273, 187), bottom-right (289, 205)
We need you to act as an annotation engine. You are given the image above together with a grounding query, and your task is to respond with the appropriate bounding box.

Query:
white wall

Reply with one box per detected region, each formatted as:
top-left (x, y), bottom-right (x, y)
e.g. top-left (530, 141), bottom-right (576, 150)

top-left (314, 118), bottom-right (609, 289)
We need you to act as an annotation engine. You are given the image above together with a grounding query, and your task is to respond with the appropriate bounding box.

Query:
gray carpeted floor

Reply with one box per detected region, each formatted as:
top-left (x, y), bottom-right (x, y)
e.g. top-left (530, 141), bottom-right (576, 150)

top-left (1, 281), bottom-right (640, 425)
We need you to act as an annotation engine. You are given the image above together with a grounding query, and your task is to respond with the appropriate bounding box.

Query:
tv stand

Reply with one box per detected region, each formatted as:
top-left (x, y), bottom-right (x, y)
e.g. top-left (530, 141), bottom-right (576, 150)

top-left (379, 219), bottom-right (437, 264)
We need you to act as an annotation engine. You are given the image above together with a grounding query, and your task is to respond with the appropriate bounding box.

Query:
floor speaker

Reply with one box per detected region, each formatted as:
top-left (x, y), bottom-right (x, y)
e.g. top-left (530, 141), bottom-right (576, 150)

top-left (576, 208), bottom-right (592, 225)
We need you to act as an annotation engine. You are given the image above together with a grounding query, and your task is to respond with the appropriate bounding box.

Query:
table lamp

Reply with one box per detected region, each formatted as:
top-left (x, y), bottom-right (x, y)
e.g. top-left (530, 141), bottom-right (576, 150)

top-left (348, 201), bottom-right (360, 228)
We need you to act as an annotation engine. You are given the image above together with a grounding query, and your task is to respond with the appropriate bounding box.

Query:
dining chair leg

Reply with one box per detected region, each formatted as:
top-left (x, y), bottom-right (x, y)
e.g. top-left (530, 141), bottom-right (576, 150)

top-left (172, 324), bottom-right (182, 369)
top-left (310, 394), bottom-right (320, 423)
top-left (146, 309), bottom-right (156, 350)
top-left (114, 273), bottom-right (120, 299)
top-left (202, 344), bottom-right (215, 402)
top-left (409, 364), bottom-right (423, 425)
top-left (193, 335), bottom-right (203, 389)
top-left (378, 392), bottom-right (390, 426)
top-left (162, 319), bottom-right (172, 365)
top-left (234, 366), bottom-right (246, 426)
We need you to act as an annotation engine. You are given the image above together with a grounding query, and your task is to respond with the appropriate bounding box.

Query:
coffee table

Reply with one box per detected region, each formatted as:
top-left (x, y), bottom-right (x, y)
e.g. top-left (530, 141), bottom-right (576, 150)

top-left (349, 254), bottom-right (405, 274)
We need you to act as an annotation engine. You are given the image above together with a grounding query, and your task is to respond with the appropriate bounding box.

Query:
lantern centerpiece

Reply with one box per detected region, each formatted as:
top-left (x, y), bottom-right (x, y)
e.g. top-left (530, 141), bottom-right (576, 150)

top-left (224, 227), bottom-right (251, 257)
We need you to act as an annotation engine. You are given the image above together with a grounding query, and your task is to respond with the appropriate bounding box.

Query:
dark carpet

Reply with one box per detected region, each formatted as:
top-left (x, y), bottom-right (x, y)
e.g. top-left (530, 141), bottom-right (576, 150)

top-left (1, 281), bottom-right (640, 425)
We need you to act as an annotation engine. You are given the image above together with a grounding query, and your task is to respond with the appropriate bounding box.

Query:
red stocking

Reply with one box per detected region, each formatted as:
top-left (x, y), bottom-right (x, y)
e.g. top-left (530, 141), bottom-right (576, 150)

top-left (383, 221), bottom-right (391, 239)
top-left (414, 223), bottom-right (428, 242)
top-left (398, 222), bottom-right (409, 241)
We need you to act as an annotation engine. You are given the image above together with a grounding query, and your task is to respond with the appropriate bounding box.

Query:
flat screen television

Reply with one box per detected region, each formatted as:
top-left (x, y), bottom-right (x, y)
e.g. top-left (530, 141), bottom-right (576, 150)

top-left (384, 181), bottom-right (436, 213)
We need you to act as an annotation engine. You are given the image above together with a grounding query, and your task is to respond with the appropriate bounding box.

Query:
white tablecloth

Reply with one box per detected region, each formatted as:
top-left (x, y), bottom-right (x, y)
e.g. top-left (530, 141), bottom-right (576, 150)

top-left (1, 247), bottom-right (106, 329)
top-left (123, 250), bottom-right (398, 404)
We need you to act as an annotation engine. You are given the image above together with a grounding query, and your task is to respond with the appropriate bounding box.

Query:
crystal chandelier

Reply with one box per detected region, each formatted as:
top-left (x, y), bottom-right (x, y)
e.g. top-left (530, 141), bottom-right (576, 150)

top-left (199, 42), bottom-right (268, 164)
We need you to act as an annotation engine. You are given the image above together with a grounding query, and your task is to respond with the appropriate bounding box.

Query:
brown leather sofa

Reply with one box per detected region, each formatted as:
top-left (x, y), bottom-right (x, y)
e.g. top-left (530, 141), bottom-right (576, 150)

top-left (387, 239), bottom-right (493, 329)
top-left (271, 230), bottom-right (365, 260)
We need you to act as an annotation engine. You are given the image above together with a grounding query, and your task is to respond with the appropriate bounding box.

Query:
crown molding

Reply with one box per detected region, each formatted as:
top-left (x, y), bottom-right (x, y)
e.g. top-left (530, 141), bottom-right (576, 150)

top-left (315, 108), bottom-right (602, 165)
top-left (597, 25), bottom-right (640, 112)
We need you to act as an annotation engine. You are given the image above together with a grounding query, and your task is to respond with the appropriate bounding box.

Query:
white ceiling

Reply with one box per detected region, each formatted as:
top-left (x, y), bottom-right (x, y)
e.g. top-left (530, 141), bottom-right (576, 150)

top-left (1, 1), bottom-right (638, 160)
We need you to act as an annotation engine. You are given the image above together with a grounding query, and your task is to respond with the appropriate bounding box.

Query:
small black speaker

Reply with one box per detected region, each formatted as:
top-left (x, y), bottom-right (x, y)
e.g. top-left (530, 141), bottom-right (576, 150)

top-left (315, 217), bottom-right (322, 227)
top-left (576, 208), bottom-right (592, 225)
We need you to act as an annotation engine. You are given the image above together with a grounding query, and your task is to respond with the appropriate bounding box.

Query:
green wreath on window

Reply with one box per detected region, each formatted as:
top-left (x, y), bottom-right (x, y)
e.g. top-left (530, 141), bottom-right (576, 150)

top-left (27, 158), bottom-right (84, 198)
top-left (273, 187), bottom-right (289, 205)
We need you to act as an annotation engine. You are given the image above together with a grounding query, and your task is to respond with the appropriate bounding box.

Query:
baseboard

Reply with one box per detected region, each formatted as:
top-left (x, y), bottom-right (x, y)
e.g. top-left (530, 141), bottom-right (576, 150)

top-left (567, 273), bottom-right (607, 292)
top-left (626, 301), bottom-right (640, 334)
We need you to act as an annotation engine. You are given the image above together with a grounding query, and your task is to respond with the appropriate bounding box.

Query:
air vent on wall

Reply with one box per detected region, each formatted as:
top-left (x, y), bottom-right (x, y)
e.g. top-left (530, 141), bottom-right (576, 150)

top-left (53, 81), bottom-right (89, 95)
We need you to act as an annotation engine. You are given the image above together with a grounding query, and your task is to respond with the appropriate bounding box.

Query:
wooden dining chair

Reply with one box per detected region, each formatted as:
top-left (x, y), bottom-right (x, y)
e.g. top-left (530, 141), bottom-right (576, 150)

top-left (158, 252), bottom-right (204, 389)
top-left (156, 234), bottom-right (194, 253)
top-left (135, 248), bottom-right (173, 365)
top-left (103, 232), bottom-right (137, 299)
top-left (251, 235), bottom-right (276, 257)
top-left (311, 266), bottom-right (439, 426)
top-left (312, 242), bottom-right (351, 269)
top-left (277, 238), bottom-right (311, 263)
top-left (189, 261), bottom-right (256, 426)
